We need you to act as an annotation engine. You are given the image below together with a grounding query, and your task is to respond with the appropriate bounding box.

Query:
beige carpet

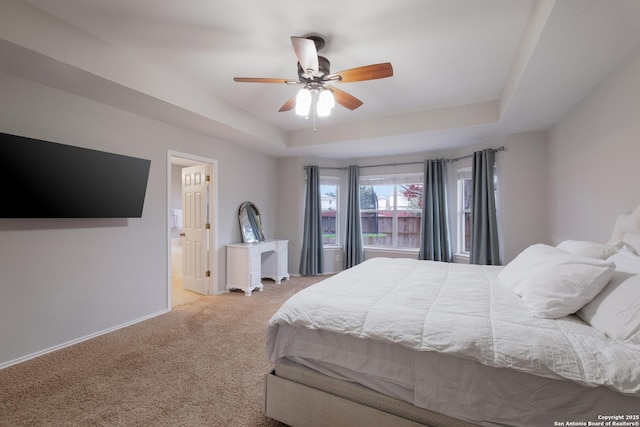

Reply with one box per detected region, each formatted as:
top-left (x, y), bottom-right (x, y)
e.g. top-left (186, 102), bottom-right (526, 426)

top-left (0, 275), bottom-right (328, 426)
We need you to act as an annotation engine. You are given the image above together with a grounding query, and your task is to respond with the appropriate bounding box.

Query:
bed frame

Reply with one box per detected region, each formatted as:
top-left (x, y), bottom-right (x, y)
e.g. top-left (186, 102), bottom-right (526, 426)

top-left (264, 359), bottom-right (476, 427)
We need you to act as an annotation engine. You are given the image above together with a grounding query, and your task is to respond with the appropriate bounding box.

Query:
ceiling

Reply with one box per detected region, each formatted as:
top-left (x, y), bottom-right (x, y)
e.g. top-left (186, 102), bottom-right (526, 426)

top-left (6, 0), bottom-right (640, 158)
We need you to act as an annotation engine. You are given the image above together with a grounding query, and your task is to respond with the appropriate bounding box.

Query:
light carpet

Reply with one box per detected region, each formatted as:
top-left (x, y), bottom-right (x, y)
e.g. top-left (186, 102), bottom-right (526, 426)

top-left (0, 275), bottom-right (327, 426)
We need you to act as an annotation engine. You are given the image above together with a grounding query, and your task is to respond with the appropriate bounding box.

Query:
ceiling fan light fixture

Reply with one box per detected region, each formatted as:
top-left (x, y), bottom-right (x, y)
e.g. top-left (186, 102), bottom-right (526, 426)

top-left (317, 89), bottom-right (335, 117)
top-left (295, 88), bottom-right (312, 116)
top-left (233, 34), bottom-right (394, 122)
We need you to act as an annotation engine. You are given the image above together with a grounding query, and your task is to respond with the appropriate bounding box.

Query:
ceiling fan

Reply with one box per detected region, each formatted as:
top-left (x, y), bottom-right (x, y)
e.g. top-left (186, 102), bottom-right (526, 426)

top-left (233, 35), bottom-right (393, 118)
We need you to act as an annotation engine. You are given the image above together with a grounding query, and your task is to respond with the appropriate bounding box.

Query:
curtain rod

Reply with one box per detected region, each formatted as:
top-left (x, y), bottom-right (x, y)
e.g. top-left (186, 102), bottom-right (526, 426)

top-left (303, 146), bottom-right (504, 170)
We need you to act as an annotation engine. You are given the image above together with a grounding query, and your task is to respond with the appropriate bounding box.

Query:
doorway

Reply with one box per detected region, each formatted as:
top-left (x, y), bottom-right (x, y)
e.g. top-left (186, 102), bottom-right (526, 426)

top-left (168, 151), bottom-right (218, 309)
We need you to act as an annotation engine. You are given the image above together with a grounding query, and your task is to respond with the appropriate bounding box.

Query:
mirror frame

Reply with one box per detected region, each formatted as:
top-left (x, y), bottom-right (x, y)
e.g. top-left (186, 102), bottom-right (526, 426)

top-left (238, 201), bottom-right (265, 243)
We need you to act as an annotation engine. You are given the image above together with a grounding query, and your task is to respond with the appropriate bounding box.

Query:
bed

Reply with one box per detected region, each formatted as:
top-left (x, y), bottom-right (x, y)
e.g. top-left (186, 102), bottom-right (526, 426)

top-left (264, 207), bottom-right (640, 426)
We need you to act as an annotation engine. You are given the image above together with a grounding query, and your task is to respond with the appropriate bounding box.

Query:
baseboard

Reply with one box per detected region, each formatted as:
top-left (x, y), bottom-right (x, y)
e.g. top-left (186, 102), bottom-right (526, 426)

top-left (0, 309), bottom-right (169, 370)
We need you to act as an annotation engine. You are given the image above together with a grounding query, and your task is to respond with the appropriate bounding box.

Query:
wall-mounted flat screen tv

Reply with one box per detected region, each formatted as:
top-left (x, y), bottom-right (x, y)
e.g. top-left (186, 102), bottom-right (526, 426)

top-left (1, 132), bottom-right (151, 218)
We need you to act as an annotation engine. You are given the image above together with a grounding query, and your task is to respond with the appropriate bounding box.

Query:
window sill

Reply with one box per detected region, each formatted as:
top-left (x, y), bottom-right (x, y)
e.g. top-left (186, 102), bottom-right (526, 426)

top-left (364, 247), bottom-right (420, 260)
top-left (323, 245), bottom-right (342, 250)
top-left (364, 246), bottom-right (419, 252)
top-left (454, 253), bottom-right (470, 264)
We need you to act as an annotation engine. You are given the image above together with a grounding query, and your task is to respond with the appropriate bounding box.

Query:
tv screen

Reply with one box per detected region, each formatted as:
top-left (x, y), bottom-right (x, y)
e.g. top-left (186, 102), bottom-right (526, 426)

top-left (0, 132), bottom-right (151, 218)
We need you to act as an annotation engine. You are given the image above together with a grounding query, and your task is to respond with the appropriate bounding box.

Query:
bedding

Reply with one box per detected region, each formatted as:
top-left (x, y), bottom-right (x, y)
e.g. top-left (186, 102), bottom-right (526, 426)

top-left (497, 244), bottom-right (615, 318)
top-left (266, 257), bottom-right (640, 425)
top-left (577, 248), bottom-right (640, 344)
top-left (556, 239), bottom-right (619, 259)
top-left (268, 257), bottom-right (640, 393)
top-left (608, 205), bottom-right (640, 253)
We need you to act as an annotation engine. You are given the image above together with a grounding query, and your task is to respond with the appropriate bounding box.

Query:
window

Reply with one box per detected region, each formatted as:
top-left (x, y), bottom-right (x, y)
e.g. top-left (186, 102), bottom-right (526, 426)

top-left (320, 176), bottom-right (339, 246)
top-left (359, 173), bottom-right (422, 249)
top-left (457, 168), bottom-right (472, 254)
top-left (457, 165), bottom-right (498, 255)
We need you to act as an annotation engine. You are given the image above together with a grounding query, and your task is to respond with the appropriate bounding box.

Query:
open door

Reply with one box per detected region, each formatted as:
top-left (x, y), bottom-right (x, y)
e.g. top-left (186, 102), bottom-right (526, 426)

top-left (181, 164), bottom-right (211, 295)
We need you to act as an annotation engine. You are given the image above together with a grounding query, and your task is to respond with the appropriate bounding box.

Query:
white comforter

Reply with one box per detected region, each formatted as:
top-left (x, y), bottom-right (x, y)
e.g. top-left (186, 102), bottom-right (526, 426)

top-left (267, 257), bottom-right (640, 395)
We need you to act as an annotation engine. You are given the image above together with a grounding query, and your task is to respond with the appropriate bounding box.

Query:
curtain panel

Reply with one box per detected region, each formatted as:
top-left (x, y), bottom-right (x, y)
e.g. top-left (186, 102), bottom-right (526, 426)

top-left (343, 165), bottom-right (364, 268)
top-left (419, 159), bottom-right (452, 262)
top-left (470, 149), bottom-right (501, 265)
top-left (299, 165), bottom-right (324, 275)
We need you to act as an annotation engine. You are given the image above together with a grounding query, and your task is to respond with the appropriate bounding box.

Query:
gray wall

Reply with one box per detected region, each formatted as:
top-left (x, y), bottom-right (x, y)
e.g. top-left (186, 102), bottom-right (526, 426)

top-left (0, 71), bottom-right (278, 367)
top-left (277, 130), bottom-right (549, 274)
top-left (548, 49), bottom-right (640, 244)
top-left (2, 25), bottom-right (639, 370)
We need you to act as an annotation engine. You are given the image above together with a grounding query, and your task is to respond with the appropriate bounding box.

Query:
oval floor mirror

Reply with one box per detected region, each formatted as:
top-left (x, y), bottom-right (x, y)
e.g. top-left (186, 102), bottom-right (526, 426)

top-left (238, 201), bottom-right (265, 243)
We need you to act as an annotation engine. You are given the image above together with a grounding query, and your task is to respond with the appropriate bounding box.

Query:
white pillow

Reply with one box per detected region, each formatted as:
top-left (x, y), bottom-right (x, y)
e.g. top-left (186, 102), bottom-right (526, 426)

top-left (498, 244), bottom-right (615, 319)
top-left (577, 250), bottom-right (640, 344)
top-left (556, 240), bottom-right (617, 259)
top-left (611, 239), bottom-right (639, 256)
top-left (621, 233), bottom-right (640, 255)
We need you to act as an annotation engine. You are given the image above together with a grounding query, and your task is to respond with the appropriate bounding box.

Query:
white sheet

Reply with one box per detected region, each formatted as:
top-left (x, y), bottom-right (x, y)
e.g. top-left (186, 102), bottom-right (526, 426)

top-left (266, 258), bottom-right (640, 396)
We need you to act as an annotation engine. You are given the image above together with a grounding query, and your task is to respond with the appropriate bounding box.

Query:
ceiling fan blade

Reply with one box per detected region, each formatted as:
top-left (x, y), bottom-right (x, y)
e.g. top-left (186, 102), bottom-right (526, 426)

top-left (331, 62), bottom-right (393, 83)
top-left (233, 77), bottom-right (292, 84)
top-left (291, 36), bottom-right (319, 77)
top-left (329, 86), bottom-right (363, 110)
top-left (278, 94), bottom-right (297, 112)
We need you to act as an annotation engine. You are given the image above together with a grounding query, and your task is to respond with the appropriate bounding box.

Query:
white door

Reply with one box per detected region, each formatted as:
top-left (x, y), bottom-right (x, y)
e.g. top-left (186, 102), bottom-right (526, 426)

top-left (182, 164), bottom-right (210, 294)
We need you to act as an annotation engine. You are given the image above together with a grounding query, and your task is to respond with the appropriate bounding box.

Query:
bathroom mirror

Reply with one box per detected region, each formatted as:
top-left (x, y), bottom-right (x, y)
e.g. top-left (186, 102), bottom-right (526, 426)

top-left (238, 201), bottom-right (265, 243)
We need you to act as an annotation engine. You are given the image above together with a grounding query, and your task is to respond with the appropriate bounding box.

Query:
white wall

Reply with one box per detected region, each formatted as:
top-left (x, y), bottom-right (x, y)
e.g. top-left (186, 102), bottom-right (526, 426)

top-left (275, 157), bottom-right (306, 275)
top-left (548, 49), bottom-right (640, 244)
top-left (498, 132), bottom-right (549, 261)
top-left (0, 71), bottom-right (278, 367)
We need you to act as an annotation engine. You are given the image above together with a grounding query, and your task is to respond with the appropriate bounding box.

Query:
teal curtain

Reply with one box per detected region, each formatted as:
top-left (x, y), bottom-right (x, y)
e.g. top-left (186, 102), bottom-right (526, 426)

top-left (419, 159), bottom-right (452, 262)
top-left (343, 165), bottom-right (364, 268)
top-left (470, 149), bottom-right (501, 265)
top-left (299, 166), bottom-right (324, 275)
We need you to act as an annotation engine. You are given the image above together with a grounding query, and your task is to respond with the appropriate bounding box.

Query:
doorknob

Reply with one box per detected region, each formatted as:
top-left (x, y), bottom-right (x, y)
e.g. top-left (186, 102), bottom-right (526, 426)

top-left (180, 232), bottom-right (186, 237)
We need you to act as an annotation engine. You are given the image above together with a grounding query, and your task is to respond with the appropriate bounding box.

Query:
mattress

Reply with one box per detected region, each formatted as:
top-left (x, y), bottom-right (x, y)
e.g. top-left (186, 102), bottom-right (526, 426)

top-left (267, 257), bottom-right (640, 426)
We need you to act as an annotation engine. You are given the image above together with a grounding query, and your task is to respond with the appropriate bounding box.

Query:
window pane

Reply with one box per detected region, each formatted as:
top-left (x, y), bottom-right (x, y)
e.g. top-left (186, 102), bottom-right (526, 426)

top-left (397, 183), bottom-right (423, 210)
top-left (398, 212), bottom-right (421, 248)
top-left (359, 176), bottom-right (423, 249)
top-left (463, 178), bottom-right (472, 211)
top-left (360, 184), bottom-right (393, 247)
top-left (457, 170), bottom-right (472, 255)
top-left (464, 212), bottom-right (472, 252)
top-left (361, 210), bottom-right (393, 247)
top-left (360, 184), bottom-right (392, 210)
top-left (321, 184), bottom-right (337, 245)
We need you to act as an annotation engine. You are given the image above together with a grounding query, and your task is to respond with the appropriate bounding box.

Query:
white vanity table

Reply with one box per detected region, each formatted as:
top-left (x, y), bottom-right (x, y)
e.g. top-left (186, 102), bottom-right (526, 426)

top-left (226, 239), bottom-right (289, 296)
